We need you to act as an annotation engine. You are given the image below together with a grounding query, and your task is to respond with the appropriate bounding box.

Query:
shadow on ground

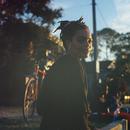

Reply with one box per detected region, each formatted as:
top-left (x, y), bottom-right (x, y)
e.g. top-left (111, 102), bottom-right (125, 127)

top-left (0, 116), bottom-right (41, 130)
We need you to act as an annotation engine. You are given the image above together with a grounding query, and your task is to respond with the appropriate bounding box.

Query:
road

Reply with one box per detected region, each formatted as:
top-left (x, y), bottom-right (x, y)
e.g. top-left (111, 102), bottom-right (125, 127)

top-left (0, 106), bottom-right (41, 130)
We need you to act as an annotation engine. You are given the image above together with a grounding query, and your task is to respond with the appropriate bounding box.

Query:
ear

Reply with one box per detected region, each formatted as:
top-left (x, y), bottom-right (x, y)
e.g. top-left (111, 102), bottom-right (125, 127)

top-left (66, 40), bottom-right (72, 50)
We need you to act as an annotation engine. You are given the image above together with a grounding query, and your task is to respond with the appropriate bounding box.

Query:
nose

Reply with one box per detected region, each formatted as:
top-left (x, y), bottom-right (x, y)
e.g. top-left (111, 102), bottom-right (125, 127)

top-left (87, 38), bottom-right (93, 47)
top-left (82, 39), bottom-right (91, 47)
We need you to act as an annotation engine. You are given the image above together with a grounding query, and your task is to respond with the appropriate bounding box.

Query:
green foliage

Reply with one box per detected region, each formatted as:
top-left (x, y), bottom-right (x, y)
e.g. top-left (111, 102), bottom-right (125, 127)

top-left (97, 28), bottom-right (119, 50)
top-left (0, 0), bottom-right (63, 67)
top-left (98, 28), bottom-right (130, 94)
top-left (0, 1), bottom-right (63, 103)
top-left (0, 0), bottom-right (62, 26)
top-left (97, 28), bottom-right (130, 58)
top-left (97, 28), bottom-right (118, 36)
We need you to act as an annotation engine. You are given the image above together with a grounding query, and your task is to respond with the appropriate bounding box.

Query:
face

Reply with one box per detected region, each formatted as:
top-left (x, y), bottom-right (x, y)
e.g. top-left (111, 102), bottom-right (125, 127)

top-left (68, 28), bottom-right (92, 58)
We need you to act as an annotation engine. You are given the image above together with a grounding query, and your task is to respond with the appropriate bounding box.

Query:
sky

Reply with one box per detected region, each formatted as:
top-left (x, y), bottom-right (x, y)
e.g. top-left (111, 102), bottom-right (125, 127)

top-left (50, 0), bottom-right (130, 35)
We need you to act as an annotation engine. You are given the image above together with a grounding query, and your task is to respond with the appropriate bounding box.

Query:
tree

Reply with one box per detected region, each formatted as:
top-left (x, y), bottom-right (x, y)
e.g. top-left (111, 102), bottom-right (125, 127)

top-left (111, 33), bottom-right (130, 58)
top-left (97, 28), bottom-right (119, 60)
top-left (0, 0), bottom-right (62, 26)
top-left (0, 0), bottom-right (63, 105)
top-left (97, 28), bottom-right (130, 96)
top-left (0, 0), bottom-right (63, 68)
top-left (97, 28), bottom-right (130, 61)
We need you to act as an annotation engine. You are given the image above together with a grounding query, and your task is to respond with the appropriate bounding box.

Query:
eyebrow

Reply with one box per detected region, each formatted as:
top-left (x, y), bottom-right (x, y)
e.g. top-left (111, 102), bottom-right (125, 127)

top-left (79, 35), bottom-right (91, 39)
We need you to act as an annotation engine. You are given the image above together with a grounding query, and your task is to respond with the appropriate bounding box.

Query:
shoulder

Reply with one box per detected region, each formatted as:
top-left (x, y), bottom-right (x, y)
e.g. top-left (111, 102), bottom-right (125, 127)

top-left (56, 54), bottom-right (79, 67)
top-left (47, 55), bottom-right (79, 75)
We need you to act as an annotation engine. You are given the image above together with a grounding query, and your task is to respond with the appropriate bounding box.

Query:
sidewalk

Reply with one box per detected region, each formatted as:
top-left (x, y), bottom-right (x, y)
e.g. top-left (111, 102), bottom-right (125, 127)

top-left (0, 106), bottom-right (41, 130)
top-left (0, 106), bottom-right (22, 118)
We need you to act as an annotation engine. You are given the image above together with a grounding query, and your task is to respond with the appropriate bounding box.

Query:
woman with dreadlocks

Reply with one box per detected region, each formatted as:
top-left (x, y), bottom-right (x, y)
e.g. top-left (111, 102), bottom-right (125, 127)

top-left (37, 17), bottom-right (93, 130)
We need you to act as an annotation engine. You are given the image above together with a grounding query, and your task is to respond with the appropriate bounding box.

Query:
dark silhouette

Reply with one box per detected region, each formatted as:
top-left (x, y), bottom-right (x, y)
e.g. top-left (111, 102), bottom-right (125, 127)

top-left (37, 18), bottom-right (93, 130)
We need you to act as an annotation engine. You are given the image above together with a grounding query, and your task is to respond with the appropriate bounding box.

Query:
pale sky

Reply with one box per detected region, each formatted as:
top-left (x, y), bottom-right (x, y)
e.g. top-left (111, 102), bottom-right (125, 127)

top-left (50, 0), bottom-right (130, 34)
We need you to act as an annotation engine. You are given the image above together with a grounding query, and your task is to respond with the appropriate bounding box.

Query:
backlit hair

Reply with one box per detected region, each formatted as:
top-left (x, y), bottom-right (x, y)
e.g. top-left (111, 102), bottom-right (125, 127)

top-left (54, 17), bottom-right (89, 50)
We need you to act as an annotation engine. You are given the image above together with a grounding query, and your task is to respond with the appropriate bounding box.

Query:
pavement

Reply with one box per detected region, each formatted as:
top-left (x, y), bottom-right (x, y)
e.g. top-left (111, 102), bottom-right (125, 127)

top-left (1, 105), bottom-right (128, 130)
top-left (0, 106), bottom-right (41, 130)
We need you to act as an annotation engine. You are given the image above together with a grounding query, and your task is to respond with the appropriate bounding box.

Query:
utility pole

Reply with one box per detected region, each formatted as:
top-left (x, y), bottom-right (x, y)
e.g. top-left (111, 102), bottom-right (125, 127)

top-left (92, 0), bottom-right (97, 62)
top-left (92, 0), bottom-right (99, 96)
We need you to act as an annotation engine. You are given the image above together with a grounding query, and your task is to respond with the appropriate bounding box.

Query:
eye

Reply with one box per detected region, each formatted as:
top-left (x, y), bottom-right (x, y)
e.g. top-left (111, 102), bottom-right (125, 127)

top-left (77, 37), bottom-right (93, 45)
top-left (77, 37), bottom-right (86, 44)
top-left (87, 37), bottom-right (93, 44)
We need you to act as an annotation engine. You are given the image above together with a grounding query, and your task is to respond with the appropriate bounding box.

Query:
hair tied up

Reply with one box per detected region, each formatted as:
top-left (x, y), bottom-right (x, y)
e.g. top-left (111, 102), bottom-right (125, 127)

top-left (77, 17), bottom-right (84, 23)
top-left (53, 21), bottom-right (70, 33)
top-left (53, 17), bottom-right (84, 33)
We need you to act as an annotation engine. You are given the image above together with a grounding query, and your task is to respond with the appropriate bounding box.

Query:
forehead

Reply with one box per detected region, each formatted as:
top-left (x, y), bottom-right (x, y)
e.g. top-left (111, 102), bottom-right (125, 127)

top-left (74, 28), bottom-right (91, 38)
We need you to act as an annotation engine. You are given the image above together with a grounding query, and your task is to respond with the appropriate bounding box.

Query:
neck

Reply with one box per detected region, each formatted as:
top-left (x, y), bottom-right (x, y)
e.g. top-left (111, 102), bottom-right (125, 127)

top-left (66, 50), bottom-right (85, 62)
top-left (67, 49), bottom-right (79, 59)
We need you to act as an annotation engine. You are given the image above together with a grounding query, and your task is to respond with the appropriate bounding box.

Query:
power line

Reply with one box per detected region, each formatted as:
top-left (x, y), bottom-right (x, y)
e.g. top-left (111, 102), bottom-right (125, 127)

top-left (63, 3), bottom-right (91, 10)
top-left (97, 4), bottom-right (109, 27)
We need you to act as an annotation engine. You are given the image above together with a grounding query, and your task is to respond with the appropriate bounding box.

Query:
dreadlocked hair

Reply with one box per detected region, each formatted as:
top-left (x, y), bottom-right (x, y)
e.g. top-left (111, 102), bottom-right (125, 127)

top-left (54, 17), bottom-right (89, 50)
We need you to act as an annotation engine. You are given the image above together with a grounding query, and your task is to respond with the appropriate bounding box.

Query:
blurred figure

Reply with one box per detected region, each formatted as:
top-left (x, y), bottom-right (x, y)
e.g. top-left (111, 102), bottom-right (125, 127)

top-left (97, 93), bottom-right (107, 113)
top-left (105, 79), bottom-right (121, 121)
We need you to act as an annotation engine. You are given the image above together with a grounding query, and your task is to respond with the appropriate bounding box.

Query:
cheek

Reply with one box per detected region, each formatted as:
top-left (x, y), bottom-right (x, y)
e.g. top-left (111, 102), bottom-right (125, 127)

top-left (72, 40), bottom-right (80, 49)
top-left (75, 43), bottom-right (82, 51)
top-left (87, 42), bottom-right (93, 52)
top-left (73, 41), bottom-right (84, 51)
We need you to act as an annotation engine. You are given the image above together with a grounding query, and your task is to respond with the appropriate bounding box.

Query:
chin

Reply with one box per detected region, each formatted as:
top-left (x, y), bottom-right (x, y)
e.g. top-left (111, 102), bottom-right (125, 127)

top-left (84, 52), bottom-right (89, 58)
top-left (81, 54), bottom-right (88, 59)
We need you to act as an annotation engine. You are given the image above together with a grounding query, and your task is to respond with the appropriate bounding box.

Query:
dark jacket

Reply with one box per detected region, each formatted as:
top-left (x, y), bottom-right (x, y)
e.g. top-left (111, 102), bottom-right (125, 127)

top-left (37, 55), bottom-right (90, 130)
